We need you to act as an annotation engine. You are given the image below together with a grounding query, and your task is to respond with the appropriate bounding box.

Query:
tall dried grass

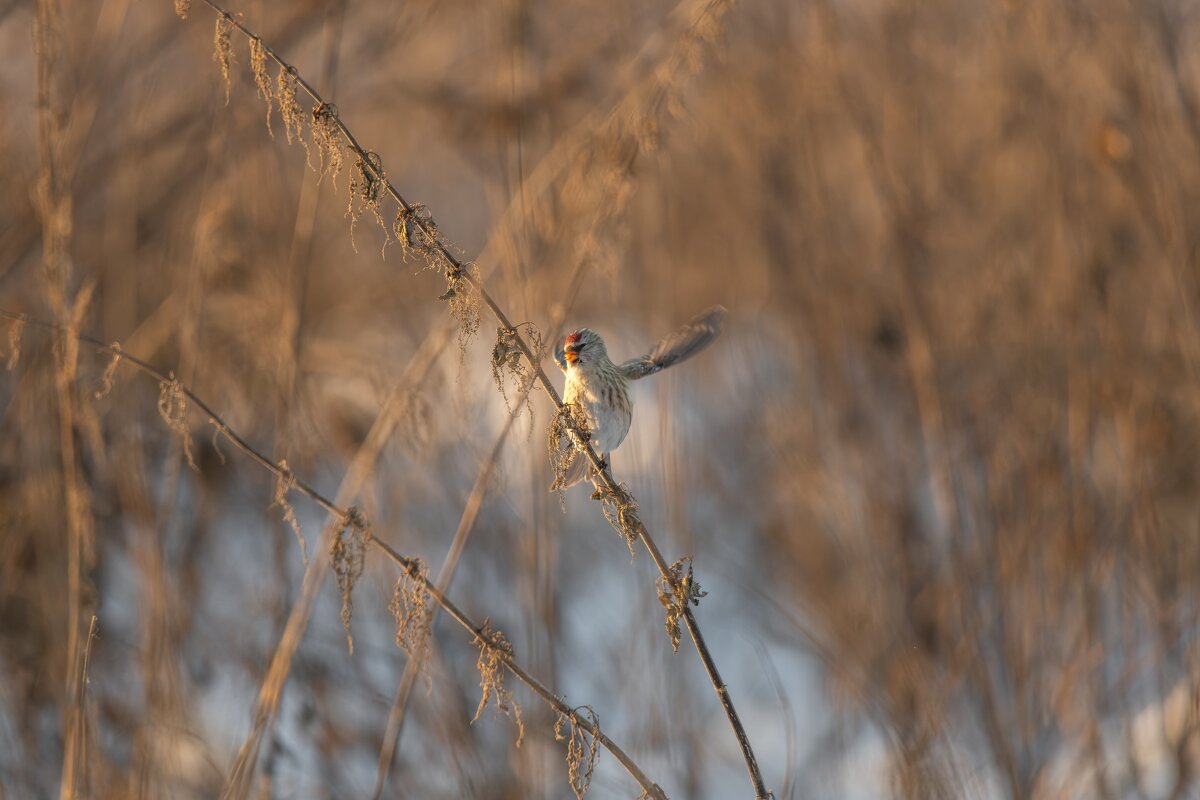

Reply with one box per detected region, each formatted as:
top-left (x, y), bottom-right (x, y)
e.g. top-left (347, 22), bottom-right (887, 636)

top-left (4, 0), bottom-right (1200, 798)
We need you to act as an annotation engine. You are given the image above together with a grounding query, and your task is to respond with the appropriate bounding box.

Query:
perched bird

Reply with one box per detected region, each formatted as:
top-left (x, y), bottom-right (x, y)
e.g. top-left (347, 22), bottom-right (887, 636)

top-left (550, 305), bottom-right (727, 490)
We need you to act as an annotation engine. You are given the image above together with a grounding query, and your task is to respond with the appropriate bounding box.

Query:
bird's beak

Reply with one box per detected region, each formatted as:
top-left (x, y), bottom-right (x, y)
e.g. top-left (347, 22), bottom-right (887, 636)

top-left (564, 350), bottom-right (578, 364)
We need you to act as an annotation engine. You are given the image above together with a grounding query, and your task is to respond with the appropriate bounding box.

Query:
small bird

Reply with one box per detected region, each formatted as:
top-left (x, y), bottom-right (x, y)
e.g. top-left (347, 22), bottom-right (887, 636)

top-left (550, 305), bottom-right (727, 490)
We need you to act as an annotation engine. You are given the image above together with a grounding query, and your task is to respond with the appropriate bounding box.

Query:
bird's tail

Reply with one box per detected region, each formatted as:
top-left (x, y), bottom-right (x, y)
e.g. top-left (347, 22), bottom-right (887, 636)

top-left (549, 452), bottom-right (608, 492)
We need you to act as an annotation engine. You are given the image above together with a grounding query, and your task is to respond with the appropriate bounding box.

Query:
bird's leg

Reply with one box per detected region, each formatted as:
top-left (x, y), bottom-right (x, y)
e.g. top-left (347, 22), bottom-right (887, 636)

top-left (588, 454), bottom-right (613, 500)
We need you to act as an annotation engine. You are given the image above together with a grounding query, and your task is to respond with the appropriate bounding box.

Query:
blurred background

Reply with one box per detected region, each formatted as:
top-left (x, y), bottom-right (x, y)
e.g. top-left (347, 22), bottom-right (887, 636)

top-left (3, 0), bottom-right (1200, 797)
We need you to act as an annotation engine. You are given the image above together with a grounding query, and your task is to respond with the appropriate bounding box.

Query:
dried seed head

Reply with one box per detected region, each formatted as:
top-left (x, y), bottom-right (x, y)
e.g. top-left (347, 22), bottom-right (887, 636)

top-left (555, 706), bottom-right (600, 800)
top-left (470, 619), bottom-right (525, 748)
top-left (548, 403), bottom-right (592, 496)
top-left (346, 152), bottom-right (390, 255)
top-left (157, 375), bottom-right (197, 471)
top-left (591, 480), bottom-right (640, 558)
top-left (331, 507), bottom-right (371, 654)
top-left (656, 557), bottom-right (707, 653)
top-left (249, 37), bottom-right (274, 137)
top-left (272, 459), bottom-right (307, 564)
top-left (213, 15), bottom-right (235, 105)
top-left (276, 65), bottom-right (304, 146)
top-left (491, 324), bottom-right (539, 417)
top-left (174, 0), bottom-right (191, 19)
top-left (439, 264), bottom-right (480, 357)
top-left (388, 560), bottom-right (433, 688)
top-left (310, 102), bottom-right (344, 186)
top-left (93, 342), bottom-right (122, 399)
top-left (394, 203), bottom-right (441, 266)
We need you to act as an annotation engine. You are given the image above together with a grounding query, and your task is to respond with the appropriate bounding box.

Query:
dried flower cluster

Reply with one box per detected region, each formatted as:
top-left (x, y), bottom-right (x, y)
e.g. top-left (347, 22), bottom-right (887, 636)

top-left (157, 375), bottom-right (196, 469)
top-left (212, 15), bottom-right (234, 104)
top-left (346, 152), bottom-right (389, 253)
top-left (555, 705), bottom-right (600, 800)
top-left (276, 65), bottom-right (303, 145)
top-left (491, 323), bottom-right (541, 415)
top-left (310, 102), bottom-right (343, 185)
top-left (388, 559), bottom-right (432, 677)
top-left (248, 37), bottom-right (273, 135)
top-left (330, 506), bottom-right (370, 654)
top-left (438, 263), bottom-right (481, 355)
top-left (547, 402), bottom-right (591, 496)
top-left (656, 557), bottom-right (707, 653)
top-left (272, 459), bottom-right (307, 564)
top-left (470, 619), bottom-right (525, 748)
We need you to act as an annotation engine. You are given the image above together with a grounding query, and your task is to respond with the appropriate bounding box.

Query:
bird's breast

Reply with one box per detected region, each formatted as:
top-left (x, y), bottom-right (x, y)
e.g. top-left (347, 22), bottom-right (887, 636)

top-left (563, 370), bottom-right (632, 454)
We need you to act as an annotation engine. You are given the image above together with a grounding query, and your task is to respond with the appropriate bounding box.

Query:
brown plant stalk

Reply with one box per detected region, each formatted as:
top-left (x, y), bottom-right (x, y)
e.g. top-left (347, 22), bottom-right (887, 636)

top-left (184, 2), bottom-right (769, 795)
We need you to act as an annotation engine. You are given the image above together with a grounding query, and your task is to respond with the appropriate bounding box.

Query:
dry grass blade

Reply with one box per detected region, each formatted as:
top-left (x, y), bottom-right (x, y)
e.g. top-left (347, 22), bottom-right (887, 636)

top-left (60, 616), bottom-right (99, 800)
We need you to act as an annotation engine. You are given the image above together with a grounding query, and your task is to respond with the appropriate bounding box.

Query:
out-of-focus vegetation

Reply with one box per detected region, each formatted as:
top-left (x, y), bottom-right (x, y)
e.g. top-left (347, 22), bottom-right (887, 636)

top-left (3, 0), bottom-right (1200, 797)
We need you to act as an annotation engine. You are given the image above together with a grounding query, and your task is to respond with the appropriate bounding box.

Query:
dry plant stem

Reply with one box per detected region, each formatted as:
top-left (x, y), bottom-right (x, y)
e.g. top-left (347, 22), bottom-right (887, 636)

top-left (186, 5), bottom-right (766, 794)
top-left (35, 1), bottom-right (95, 797)
top-left (0, 311), bottom-right (666, 800)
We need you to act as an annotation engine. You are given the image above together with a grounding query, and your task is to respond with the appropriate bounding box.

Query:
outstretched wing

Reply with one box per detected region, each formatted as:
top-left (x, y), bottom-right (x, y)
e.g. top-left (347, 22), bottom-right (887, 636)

top-left (618, 305), bottom-right (727, 381)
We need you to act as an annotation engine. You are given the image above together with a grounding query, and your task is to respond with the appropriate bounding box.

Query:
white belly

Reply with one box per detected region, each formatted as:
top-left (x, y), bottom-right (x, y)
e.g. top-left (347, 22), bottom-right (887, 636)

top-left (563, 371), bottom-right (632, 454)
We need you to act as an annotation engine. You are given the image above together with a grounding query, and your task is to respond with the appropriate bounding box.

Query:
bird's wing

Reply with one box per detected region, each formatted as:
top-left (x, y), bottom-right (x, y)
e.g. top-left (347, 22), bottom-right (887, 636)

top-left (553, 340), bottom-right (568, 373)
top-left (618, 305), bottom-right (727, 381)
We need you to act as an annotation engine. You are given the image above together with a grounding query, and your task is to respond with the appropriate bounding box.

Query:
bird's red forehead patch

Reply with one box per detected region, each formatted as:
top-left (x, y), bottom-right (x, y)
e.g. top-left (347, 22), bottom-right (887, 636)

top-left (566, 331), bottom-right (581, 345)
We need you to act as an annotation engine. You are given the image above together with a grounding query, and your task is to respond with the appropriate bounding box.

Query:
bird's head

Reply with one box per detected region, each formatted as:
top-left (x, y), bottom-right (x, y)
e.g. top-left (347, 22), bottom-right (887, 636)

top-left (562, 328), bottom-right (607, 368)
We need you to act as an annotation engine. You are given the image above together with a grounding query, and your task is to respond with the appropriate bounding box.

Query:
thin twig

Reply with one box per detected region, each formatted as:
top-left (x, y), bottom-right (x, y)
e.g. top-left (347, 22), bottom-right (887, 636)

top-left (0, 310), bottom-right (667, 800)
